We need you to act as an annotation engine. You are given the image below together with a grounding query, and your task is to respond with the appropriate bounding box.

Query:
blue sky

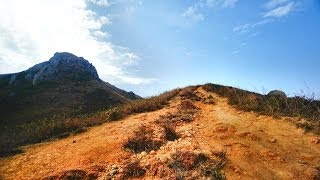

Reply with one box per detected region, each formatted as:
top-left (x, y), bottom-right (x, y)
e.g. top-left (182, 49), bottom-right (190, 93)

top-left (0, 0), bottom-right (320, 97)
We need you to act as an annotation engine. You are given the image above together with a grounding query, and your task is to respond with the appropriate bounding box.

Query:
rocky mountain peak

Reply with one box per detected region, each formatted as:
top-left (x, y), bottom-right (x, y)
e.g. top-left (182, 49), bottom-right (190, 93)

top-left (33, 52), bottom-right (99, 84)
top-left (49, 52), bottom-right (92, 69)
top-left (8, 52), bottom-right (100, 86)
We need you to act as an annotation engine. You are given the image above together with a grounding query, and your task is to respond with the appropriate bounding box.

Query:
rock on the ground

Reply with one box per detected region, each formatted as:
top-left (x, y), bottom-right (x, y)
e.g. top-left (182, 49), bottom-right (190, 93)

top-left (267, 90), bottom-right (287, 98)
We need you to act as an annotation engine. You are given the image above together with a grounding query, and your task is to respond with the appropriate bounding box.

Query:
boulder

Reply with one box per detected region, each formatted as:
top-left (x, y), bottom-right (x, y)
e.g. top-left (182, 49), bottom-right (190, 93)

top-left (267, 90), bottom-right (287, 98)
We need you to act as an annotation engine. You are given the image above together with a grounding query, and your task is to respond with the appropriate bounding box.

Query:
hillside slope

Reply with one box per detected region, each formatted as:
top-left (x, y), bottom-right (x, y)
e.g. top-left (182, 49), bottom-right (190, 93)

top-left (0, 87), bottom-right (319, 179)
top-left (0, 52), bottom-right (140, 125)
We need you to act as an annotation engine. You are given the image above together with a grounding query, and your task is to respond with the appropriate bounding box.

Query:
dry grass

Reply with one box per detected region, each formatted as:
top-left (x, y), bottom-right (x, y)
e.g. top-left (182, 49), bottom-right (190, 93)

top-left (169, 151), bottom-right (227, 180)
top-left (155, 98), bottom-right (198, 126)
top-left (108, 88), bottom-right (181, 120)
top-left (170, 151), bottom-right (208, 171)
top-left (203, 95), bottom-right (215, 104)
top-left (58, 169), bottom-right (87, 180)
top-left (122, 161), bottom-right (146, 179)
top-left (123, 126), bottom-right (163, 153)
top-left (179, 86), bottom-right (201, 101)
top-left (201, 151), bottom-right (227, 180)
top-left (178, 100), bottom-right (198, 122)
top-left (179, 99), bottom-right (197, 110)
top-left (163, 123), bottom-right (180, 141)
top-left (42, 169), bottom-right (98, 180)
top-left (203, 83), bottom-right (320, 135)
top-left (0, 89), bottom-right (180, 156)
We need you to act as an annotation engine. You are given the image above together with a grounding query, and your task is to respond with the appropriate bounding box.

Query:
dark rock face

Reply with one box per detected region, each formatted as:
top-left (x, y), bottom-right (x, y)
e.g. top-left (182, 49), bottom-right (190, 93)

top-left (8, 52), bottom-right (100, 86)
top-left (0, 52), bottom-right (141, 125)
top-left (267, 90), bottom-right (287, 98)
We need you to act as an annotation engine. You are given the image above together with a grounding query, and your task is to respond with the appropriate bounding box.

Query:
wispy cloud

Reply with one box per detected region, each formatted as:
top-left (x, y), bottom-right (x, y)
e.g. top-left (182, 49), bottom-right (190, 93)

top-left (0, 0), bottom-right (154, 85)
top-left (181, 0), bottom-right (240, 25)
top-left (233, 0), bottom-right (297, 36)
top-left (182, 6), bottom-right (205, 23)
top-left (264, 1), bottom-right (295, 18)
top-left (231, 0), bottom-right (298, 54)
top-left (264, 0), bottom-right (291, 9)
top-left (233, 23), bottom-right (251, 34)
top-left (233, 19), bottom-right (274, 34)
top-left (88, 0), bottom-right (110, 7)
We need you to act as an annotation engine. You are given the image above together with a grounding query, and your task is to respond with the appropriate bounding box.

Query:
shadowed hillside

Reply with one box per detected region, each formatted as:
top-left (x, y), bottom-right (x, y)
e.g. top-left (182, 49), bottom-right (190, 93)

top-left (0, 87), bottom-right (179, 156)
top-left (0, 52), bottom-right (140, 126)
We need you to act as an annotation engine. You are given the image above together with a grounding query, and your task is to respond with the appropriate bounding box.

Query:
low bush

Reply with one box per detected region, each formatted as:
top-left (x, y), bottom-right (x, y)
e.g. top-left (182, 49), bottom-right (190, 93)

top-left (203, 95), bottom-right (215, 104)
top-left (169, 151), bottom-right (227, 179)
top-left (170, 151), bottom-right (208, 171)
top-left (122, 161), bottom-right (146, 179)
top-left (123, 126), bottom-right (162, 153)
top-left (177, 100), bottom-right (198, 122)
top-left (179, 86), bottom-right (201, 101)
top-left (163, 123), bottom-right (180, 141)
top-left (203, 168), bottom-right (226, 180)
top-left (202, 151), bottom-right (227, 180)
top-left (179, 100), bottom-right (197, 110)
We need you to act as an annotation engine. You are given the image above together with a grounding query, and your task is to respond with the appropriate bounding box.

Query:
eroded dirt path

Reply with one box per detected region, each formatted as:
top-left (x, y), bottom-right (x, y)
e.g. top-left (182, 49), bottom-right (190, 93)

top-left (0, 87), bottom-right (319, 179)
top-left (193, 88), bottom-right (320, 179)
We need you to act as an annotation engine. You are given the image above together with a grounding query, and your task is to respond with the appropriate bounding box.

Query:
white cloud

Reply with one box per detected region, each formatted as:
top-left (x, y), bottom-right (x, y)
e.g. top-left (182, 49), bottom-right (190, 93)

top-left (88, 0), bottom-right (110, 7)
top-left (182, 6), bottom-right (204, 23)
top-left (181, 0), bottom-right (239, 25)
top-left (233, 19), bottom-right (274, 36)
top-left (233, 0), bottom-right (296, 35)
top-left (0, 0), bottom-right (154, 85)
top-left (231, 0), bottom-right (297, 54)
top-left (233, 23), bottom-right (250, 33)
top-left (264, 0), bottom-right (290, 9)
top-left (264, 1), bottom-right (295, 18)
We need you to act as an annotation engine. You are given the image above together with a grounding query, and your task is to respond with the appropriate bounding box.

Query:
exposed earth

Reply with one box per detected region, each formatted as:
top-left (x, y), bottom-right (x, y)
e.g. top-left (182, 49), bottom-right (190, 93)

top-left (1, 87), bottom-right (319, 179)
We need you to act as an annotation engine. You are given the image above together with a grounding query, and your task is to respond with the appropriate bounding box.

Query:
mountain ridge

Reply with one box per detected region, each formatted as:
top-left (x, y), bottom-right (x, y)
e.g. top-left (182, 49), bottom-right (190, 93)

top-left (0, 52), bottom-right (140, 125)
top-left (2, 52), bottom-right (100, 87)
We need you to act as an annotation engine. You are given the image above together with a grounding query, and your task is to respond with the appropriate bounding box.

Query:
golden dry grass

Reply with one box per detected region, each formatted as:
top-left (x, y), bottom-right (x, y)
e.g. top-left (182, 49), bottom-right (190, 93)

top-left (0, 88), bottom-right (180, 156)
top-left (203, 83), bottom-right (320, 135)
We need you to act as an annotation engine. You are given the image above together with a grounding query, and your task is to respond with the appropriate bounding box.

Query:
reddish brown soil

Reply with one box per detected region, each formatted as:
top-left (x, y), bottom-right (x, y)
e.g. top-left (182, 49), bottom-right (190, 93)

top-left (1, 87), bottom-right (319, 179)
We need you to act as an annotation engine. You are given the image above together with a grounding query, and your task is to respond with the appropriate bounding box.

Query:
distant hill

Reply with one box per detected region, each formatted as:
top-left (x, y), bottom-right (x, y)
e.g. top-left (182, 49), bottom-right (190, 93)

top-left (0, 52), bottom-right (141, 125)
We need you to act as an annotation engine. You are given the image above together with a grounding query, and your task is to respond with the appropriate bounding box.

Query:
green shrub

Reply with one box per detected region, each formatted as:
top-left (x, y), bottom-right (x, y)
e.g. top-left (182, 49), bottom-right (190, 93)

top-left (107, 107), bottom-right (124, 121)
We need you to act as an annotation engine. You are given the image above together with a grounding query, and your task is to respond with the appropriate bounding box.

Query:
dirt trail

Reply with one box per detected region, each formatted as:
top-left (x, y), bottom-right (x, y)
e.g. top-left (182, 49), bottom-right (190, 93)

top-left (1, 87), bottom-right (320, 179)
top-left (194, 88), bottom-right (320, 179)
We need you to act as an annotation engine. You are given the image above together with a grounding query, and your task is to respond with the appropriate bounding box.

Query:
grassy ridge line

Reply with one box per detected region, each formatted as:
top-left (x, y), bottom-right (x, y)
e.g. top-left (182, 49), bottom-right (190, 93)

top-left (0, 89), bottom-right (180, 156)
top-left (203, 83), bottom-right (320, 135)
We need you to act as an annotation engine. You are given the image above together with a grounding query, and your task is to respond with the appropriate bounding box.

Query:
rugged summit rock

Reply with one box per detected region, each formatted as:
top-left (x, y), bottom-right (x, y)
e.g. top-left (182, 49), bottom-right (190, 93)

top-left (8, 52), bottom-right (100, 86)
top-left (0, 52), bottom-right (140, 125)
